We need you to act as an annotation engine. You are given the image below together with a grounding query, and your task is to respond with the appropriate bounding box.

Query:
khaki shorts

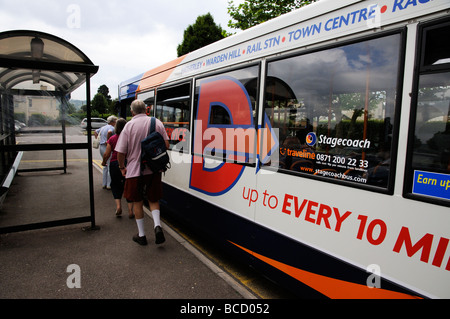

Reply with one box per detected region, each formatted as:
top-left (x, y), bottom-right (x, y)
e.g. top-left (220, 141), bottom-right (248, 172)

top-left (123, 173), bottom-right (163, 203)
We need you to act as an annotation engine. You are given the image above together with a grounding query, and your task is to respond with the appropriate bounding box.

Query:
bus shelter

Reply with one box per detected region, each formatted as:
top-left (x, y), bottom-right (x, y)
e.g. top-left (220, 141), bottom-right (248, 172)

top-left (0, 30), bottom-right (99, 233)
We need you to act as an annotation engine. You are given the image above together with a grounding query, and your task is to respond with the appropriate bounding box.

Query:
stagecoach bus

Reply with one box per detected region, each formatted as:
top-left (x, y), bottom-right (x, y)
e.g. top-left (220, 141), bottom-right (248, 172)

top-left (118, 0), bottom-right (450, 298)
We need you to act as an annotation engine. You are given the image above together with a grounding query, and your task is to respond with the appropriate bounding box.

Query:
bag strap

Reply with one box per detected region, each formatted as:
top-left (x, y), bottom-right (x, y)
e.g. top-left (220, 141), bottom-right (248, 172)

top-left (148, 117), bottom-right (156, 135)
top-left (141, 117), bottom-right (157, 177)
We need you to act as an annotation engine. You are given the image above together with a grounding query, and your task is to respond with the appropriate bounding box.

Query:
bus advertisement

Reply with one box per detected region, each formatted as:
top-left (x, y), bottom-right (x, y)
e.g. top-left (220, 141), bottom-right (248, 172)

top-left (119, 0), bottom-right (450, 298)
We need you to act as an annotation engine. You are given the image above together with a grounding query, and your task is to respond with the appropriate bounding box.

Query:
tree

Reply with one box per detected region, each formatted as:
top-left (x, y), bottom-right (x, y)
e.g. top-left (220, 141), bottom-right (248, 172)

top-left (109, 98), bottom-right (120, 115)
top-left (97, 84), bottom-right (112, 105)
top-left (91, 93), bottom-right (109, 116)
top-left (227, 0), bottom-right (318, 31)
top-left (177, 13), bottom-right (225, 57)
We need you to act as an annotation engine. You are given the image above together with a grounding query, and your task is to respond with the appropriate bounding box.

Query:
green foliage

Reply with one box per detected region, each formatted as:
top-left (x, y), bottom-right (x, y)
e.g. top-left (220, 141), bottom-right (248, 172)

top-left (28, 113), bottom-right (59, 126)
top-left (177, 13), bottom-right (225, 57)
top-left (97, 84), bottom-right (112, 104)
top-left (14, 113), bottom-right (26, 123)
top-left (91, 93), bottom-right (109, 115)
top-left (227, 0), bottom-right (317, 31)
top-left (89, 84), bottom-right (117, 115)
top-left (64, 102), bottom-right (77, 115)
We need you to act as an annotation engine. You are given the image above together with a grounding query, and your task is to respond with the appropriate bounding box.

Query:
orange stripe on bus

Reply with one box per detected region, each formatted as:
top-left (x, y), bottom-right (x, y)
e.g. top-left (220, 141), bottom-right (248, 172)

top-left (230, 241), bottom-right (421, 299)
top-left (137, 55), bottom-right (186, 92)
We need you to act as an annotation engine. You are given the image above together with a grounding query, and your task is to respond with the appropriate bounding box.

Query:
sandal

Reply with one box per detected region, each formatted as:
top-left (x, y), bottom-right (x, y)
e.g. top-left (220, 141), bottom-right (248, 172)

top-left (115, 208), bottom-right (122, 217)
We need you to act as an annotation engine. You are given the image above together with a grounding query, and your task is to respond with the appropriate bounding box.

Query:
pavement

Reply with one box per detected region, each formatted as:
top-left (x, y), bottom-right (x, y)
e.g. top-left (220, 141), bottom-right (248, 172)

top-left (0, 159), bottom-right (256, 300)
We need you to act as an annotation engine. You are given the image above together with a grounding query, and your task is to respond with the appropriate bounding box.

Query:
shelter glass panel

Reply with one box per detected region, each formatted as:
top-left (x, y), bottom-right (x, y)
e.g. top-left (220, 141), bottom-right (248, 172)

top-left (1, 80), bottom-right (94, 229)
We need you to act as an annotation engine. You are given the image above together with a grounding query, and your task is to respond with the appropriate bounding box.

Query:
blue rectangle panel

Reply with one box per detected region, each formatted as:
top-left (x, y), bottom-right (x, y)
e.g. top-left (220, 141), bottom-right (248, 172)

top-left (413, 170), bottom-right (450, 201)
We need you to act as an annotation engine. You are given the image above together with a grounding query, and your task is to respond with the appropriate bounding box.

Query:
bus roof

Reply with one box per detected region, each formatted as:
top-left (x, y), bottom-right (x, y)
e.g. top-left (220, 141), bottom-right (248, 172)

top-left (119, 0), bottom-right (449, 100)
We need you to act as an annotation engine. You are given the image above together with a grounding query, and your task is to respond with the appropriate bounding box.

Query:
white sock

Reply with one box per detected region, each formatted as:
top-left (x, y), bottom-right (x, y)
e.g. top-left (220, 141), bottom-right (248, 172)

top-left (136, 218), bottom-right (145, 237)
top-left (151, 210), bottom-right (161, 228)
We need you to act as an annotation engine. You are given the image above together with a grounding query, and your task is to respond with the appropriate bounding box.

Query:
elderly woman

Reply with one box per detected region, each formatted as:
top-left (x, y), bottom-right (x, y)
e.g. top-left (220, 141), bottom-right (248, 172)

top-left (94, 115), bottom-right (117, 189)
top-left (101, 118), bottom-right (133, 218)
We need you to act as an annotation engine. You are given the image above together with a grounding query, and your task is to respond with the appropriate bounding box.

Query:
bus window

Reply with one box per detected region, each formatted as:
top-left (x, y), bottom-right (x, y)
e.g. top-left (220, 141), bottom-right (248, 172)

top-left (155, 83), bottom-right (191, 152)
top-left (137, 90), bottom-right (155, 116)
top-left (194, 65), bottom-right (259, 164)
top-left (406, 19), bottom-right (450, 205)
top-left (412, 73), bottom-right (450, 172)
top-left (210, 104), bottom-right (231, 125)
top-left (264, 33), bottom-right (404, 190)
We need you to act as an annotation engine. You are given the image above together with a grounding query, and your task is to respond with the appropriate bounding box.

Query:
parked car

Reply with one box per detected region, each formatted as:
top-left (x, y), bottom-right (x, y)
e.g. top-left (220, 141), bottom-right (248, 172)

top-left (14, 120), bottom-right (26, 132)
top-left (80, 118), bottom-right (107, 130)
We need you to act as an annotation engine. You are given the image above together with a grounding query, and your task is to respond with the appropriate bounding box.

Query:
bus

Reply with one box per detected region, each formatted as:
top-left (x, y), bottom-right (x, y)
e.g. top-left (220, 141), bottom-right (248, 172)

top-left (118, 0), bottom-right (450, 298)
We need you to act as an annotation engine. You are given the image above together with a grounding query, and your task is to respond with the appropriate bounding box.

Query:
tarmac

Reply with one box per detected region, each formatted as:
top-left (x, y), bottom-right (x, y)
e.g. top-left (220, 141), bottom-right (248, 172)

top-left (0, 159), bottom-right (256, 300)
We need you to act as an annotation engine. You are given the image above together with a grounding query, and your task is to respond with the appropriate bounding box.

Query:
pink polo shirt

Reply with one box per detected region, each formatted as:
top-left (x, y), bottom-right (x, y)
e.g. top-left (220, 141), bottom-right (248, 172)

top-left (115, 114), bottom-right (169, 178)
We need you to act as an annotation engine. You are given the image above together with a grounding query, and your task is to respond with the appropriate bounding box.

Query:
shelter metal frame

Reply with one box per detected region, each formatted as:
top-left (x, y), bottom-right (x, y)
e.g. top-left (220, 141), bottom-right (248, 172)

top-left (0, 30), bottom-right (99, 234)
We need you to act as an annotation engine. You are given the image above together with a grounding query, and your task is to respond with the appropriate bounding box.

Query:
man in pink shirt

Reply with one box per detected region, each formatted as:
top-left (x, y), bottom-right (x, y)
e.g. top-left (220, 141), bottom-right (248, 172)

top-left (116, 100), bottom-right (169, 245)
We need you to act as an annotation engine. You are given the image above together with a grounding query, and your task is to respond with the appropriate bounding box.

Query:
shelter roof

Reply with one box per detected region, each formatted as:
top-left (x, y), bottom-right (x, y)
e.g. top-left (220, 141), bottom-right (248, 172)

top-left (0, 30), bottom-right (98, 94)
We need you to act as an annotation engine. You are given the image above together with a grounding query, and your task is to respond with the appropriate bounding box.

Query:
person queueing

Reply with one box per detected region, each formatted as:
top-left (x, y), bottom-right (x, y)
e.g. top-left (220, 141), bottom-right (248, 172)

top-left (95, 115), bottom-right (118, 189)
top-left (101, 118), bottom-right (134, 219)
top-left (115, 100), bottom-right (169, 245)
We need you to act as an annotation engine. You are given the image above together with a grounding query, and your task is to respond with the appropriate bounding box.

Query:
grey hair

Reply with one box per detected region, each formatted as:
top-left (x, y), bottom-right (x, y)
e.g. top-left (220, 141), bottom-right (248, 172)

top-left (130, 99), bottom-right (147, 115)
top-left (107, 115), bottom-right (118, 124)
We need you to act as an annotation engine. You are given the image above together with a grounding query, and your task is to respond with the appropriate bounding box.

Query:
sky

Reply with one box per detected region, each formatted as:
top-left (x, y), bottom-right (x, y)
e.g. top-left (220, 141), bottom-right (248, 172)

top-left (0, 0), bottom-right (243, 101)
